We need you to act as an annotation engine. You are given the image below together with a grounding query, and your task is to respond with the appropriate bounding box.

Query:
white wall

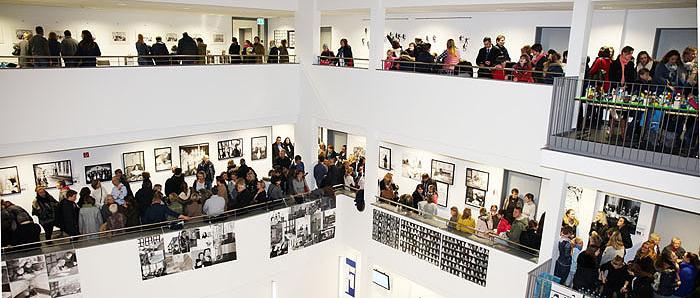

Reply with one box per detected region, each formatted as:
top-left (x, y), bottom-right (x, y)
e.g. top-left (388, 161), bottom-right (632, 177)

top-left (653, 206), bottom-right (700, 253)
top-left (267, 17), bottom-right (297, 55)
top-left (0, 4), bottom-right (235, 56)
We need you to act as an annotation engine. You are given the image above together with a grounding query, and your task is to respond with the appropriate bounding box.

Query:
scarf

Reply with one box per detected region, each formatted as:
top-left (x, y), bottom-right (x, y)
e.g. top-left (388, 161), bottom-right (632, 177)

top-left (620, 55), bottom-right (631, 83)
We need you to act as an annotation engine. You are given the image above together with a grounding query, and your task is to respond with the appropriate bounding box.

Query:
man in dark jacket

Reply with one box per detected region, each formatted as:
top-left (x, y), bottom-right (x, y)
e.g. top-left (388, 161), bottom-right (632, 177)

top-left (196, 156), bottom-right (216, 189)
top-left (236, 159), bottom-right (250, 179)
top-left (135, 179), bottom-right (154, 217)
top-left (268, 40), bottom-right (279, 64)
top-left (28, 26), bottom-right (50, 67)
top-left (31, 186), bottom-right (59, 240)
top-left (58, 190), bottom-right (80, 238)
top-left (609, 46), bottom-right (636, 87)
top-left (228, 37), bottom-right (241, 64)
top-left (151, 36), bottom-right (169, 65)
top-left (323, 157), bottom-right (344, 187)
top-left (142, 193), bottom-right (189, 224)
top-left (252, 36), bottom-right (265, 64)
top-left (177, 32), bottom-right (198, 64)
top-left (164, 168), bottom-right (186, 197)
top-left (415, 43), bottom-right (435, 73)
top-left (475, 37), bottom-right (501, 78)
top-left (531, 43), bottom-right (547, 83)
top-left (60, 30), bottom-right (79, 67)
top-left (279, 39), bottom-right (290, 63)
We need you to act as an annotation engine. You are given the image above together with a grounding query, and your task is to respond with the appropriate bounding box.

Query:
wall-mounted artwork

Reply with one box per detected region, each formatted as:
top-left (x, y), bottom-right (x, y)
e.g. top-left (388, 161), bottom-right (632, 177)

top-left (135, 32), bottom-right (153, 43)
top-left (179, 144), bottom-right (209, 176)
top-left (273, 30), bottom-right (286, 45)
top-left (154, 147), bottom-right (172, 172)
top-left (111, 31), bottom-right (127, 44)
top-left (15, 29), bottom-right (32, 40)
top-left (401, 153), bottom-right (424, 181)
top-left (466, 187), bottom-right (486, 208)
top-left (565, 185), bottom-right (583, 212)
top-left (435, 181), bottom-right (449, 207)
top-left (431, 159), bottom-right (455, 185)
top-left (84, 163), bottom-right (113, 184)
top-left (270, 198), bottom-right (336, 259)
top-left (33, 160), bottom-right (73, 189)
top-left (0, 166), bottom-right (21, 196)
top-left (122, 151), bottom-right (145, 182)
top-left (6, 255), bottom-right (50, 297)
top-left (251, 136), bottom-right (267, 161)
top-left (217, 139), bottom-right (243, 160)
top-left (212, 33), bottom-right (225, 44)
top-left (45, 250), bottom-right (81, 297)
top-left (466, 168), bottom-right (489, 191)
top-left (138, 234), bottom-right (166, 280)
top-left (165, 33), bottom-right (178, 43)
top-left (603, 194), bottom-right (641, 235)
top-left (378, 146), bottom-right (391, 170)
top-left (287, 30), bottom-right (296, 49)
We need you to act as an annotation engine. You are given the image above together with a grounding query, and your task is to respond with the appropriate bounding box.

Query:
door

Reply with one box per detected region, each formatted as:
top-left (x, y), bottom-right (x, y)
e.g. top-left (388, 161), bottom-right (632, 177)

top-left (239, 28), bottom-right (253, 43)
top-left (321, 26), bottom-right (332, 52)
top-left (653, 28), bottom-right (697, 58)
top-left (535, 26), bottom-right (571, 54)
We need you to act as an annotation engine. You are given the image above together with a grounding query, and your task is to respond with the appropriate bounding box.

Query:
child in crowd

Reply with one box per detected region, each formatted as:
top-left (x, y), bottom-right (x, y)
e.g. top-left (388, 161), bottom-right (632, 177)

top-left (553, 226), bottom-right (574, 284)
top-left (491, 56), bottom-right (507, 80)
top-left (384, 49), bottom-right (397, 70)
top-left (566, 237), bottom-right (584, 286)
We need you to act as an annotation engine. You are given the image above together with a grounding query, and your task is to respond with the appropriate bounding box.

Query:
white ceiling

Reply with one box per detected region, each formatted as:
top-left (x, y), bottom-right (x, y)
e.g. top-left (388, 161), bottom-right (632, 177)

top-left (0, 0), bottom-right (296, 17)
top-left (384, 0), bottom-right (695, 14)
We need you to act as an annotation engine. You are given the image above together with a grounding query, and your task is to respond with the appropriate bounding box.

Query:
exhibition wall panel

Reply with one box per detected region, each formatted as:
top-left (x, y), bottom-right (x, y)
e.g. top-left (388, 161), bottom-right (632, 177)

top-left (0, 64), bottom-right (300, 157)
top-left (0, 125), bottom-right (294, 217)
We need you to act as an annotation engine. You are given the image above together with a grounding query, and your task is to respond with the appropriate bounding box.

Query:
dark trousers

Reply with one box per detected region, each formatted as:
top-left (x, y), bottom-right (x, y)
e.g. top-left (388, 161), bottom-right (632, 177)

top-left (41, 222), bottom-right (55, 240)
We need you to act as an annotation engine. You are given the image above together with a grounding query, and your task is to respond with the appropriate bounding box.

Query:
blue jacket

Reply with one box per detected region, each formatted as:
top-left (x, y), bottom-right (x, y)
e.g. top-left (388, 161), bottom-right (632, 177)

top-left (142, 204), bottom-right (180, 224)
top-left (313, 163), bottom-right (327, 187)
top-left (675, 262), bottom-right (698, 297)
top-left (654, 63), bottom-right (687, 86)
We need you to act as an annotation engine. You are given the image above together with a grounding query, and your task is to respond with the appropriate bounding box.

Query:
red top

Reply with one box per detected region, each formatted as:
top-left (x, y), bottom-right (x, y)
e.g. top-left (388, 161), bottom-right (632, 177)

top-left (497, 218), bottom-right (511, 234)
top-left (589, 57), bottom-right (612, 90)
top-left (492, 65), bottom-right (506, 80)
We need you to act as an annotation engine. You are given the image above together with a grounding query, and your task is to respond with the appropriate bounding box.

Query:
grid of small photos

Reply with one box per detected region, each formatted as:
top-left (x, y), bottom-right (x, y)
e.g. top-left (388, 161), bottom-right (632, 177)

top-left (371, 209), bottom-right (490, 287)
top-left (400, 221), bottom-right (441, 266)
top-left (372, 209), bottom-right (401, 249)
top-left (441, 234), bottom-right (489, 286)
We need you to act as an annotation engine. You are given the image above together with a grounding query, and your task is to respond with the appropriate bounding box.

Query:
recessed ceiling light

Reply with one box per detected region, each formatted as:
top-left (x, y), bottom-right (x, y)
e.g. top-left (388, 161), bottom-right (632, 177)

top-left (116, 2), bottom-right (127, 6)
top-left (183, 7), bottom-right (190, 10)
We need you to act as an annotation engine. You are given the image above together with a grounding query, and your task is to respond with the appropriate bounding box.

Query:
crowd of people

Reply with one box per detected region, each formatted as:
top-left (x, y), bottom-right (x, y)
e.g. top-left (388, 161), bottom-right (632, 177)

top-left (313, 143), bottom-right (366, 191)
top-left (379, 172), bottom-right (545, 253)
top-left (0, 140), bottom-right (314, 249)
top-left (10, 26), bottom-right (292, 68)
top-left (554, 212), bottom-right (700, 298)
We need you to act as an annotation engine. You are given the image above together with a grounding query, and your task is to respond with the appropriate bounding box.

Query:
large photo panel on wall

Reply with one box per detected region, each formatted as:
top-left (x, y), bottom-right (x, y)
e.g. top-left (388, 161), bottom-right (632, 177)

top-left (0, 166), bottom-right (21, 195)
top-left (84, 163), bottom-right (113, 184)
top-left (154, 147), bottom-right (172, 172)
top-left (122, 151), bottom-right (145, 182)
top-left (33, 160), bottom-right (73, 189)
top-left (179, 144), bottom-right (209, 176)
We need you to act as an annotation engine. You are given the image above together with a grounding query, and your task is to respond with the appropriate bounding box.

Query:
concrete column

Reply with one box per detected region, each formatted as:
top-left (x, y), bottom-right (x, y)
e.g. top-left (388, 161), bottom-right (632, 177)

top-left (538, 171), bottom-right (568, 266)
top-left (295, 0), bottom-right (321, 65)
top-left (565, 0), bottom-right (593, 77)
top-left (369, 0), bottom-right (385, 71)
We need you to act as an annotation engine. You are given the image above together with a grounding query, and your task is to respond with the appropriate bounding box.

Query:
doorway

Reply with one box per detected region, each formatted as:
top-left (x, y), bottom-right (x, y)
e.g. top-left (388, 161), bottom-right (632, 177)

top-left (321, 26), bottom-right (332, 51)
top-left (239, 28), bottom-right (253, 43)
top-left (535, 26), bottom-right (571, 54)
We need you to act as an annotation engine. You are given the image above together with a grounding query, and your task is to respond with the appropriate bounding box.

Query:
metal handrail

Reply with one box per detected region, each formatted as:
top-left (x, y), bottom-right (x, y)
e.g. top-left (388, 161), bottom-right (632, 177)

top-left (373, 195), bottom-right (539, 260)
top-left (380, 59), bottom-right (564, 76)
top-left (0, 54), bottom-right (299, 68)
top-left (1, 186), bottom-right (334, 254)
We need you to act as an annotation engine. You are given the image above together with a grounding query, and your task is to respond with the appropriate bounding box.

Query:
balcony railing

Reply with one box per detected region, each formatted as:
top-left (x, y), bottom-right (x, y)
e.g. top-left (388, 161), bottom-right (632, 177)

top-left (524, 258), bottom-right (595, 298)
top-left (547, 77), bottom-right (699, 176)
top-left (314, 56), bottom-right (369, 69)
top-left (373, 196), bottom-right (539, 262)
top-left (0, 54), bottom-right (298, 69)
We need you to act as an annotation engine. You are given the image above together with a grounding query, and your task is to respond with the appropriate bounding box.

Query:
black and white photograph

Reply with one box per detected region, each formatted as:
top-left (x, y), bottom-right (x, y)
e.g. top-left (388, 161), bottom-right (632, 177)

top-left (84, 163), bottom-right (112, 184)
top-left (466, 187), bottom-right (486, 208)
top-left (179, 143), bottom-right (209, 176)
top-left (7, 255), bottom-right (50, 298)
top-left (137, 234), bottom-right (166, 280)
top-left (154, 147), bottom-right (172, 172)
top-left (16, 29), bottom-right (32, 40)
top-left (251, 136), bottom-right (267, 161)
top-left (565, 185), bottom-right (583, 213)
top-left (379, 146), bottom-right (391, 170)
top-left (431, 159), bottom-right (455, 185)
top-left (122, 151), bottom-right (145, 182)
top-left (287, 30), bottom-right (296, 48)
top-left (212, 33), bottom-right (224, 43)
top-left (436, 181), bottom-right (449, 207)
top-left (0, 166), bottom-right (21, 196)
top-left (111, 31), bottom-right (127, 44)
top-left (323, 210), bottom-right (336, 229)
top-left (188, 225), bottom-right (215, 269)
top-left (466, 168), bottom-right (489, 191)
top-left (217, 139), bottom-right (243, 160)
top-left (211, 221), bottom-right (237, 264)
top-left (165, 33), bottom-right (178, 42)
top-left (270, 209), bottom-right (290, 258)
top-left (162, 230), bottom-right (193, 275)
top-left (2, 261), bottom-right (11, 298)
top-left (319, 227), bottom-right (335, 242)
top-left (45, 250), bottom-right (80, 298)
top-left (33, 160), bottom-right (73, 189)
top-left (401, 153), bottom-right (424, 181)
top-left (603, 194), bottom-right (641, 235)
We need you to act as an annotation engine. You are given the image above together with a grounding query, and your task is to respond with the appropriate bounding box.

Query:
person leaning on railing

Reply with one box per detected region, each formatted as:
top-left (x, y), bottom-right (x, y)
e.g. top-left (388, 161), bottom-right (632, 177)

top-left (229, 37), bottom-right (242, 64)
top-left (76, 30), bottom-right (101, 68)
top-left (336, 38), bottom-right (353, 67)
top-left (150, 36), bottom-right (170, 66)
top-left (542, 51), bottom-right (564, 85)
top-left (319, 44), bottom-right (335, 65)
top-left (28, 26), bottom-right (50, 67)
top-left (60, 30), bottom-right (79, 67)
top-left (513, 54), bottom-right (534, 83)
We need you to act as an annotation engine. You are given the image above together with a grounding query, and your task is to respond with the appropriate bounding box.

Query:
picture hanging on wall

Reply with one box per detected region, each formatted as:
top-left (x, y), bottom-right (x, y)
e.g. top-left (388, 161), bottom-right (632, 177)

top-left (154, 147), bottom-right (172, 172)
top-left (287, 30), bottom-right (296, 49)
top-left (217, 139), bottom-right (243, 160)
top-left (212, 33), bottom-right (225, 44)
top-left (33, 160), bottom-right (73, 189)
top-left (122, 151), bottom-right (145, 182)
top-left (138, 234), bottom-right (166, 280)
top-left (431, 159), bottom-right (455, 185)
top-left (179, 144), bottom-right (209, 176)
top-left (435, 181), bottom-right (449, 207)
top-left (45, 250), bottom-right (82, 297)
top-left (135, 32), bottom-right (153, 43)
top-left (250, 136), bottom-right (268, 161)
top-left (111, 31), bottom-right (128, 44)
top-left (6, 255), bottom-right (50, 297)
top-left (466, 168), bottom-right (489, 191)
top-left (15, 29), bottom-right (32, 40)
top-left (565, 185), bottom-right (583, 212)
top-left (378, 146), bottom-right (391, 170)
top-left (0, 166), bottom-right (20, 196)
top-left (466, 187), bottom-right (486, 208)
top-left (603, 194), bottom-right (641, 235)
top-left (273, 30), bottom-right (286, 45)
top-left (84, 163), bottom-right (113, 184)
top-left (401, 153), bottom-right (424, 181)
top-left (165, 33), bottom-right (178, 43)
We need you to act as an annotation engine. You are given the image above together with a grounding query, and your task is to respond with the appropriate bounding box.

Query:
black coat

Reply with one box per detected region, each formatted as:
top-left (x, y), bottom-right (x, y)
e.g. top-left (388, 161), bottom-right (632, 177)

top-left (609, 57), bottom-right (636, 84)
top-left (76, 41), bottom-right (101, 67)
top-left (572, 251), bottom-right (599, 292)
top-left (618, 225), bottom-right (633, 249)
top-left (135, 187), bottom-right (154, 216)
top-left (475, 46), bottom-right (502, 78)
top-left (495, 45), bottom-right (510, 61)
top-left (269, 46), bottom-right (279, 63)
top-left (57, 199), bottom-right (80, 236)
top-left (177, 35), bottom-right (198, 55)
top-left (232, 189), bottom-right (254, 209)
top-left (164, 174), bottom-right (185, 196)
top-left (229, 43), bottom-right (241, 63)
top-left (415, 51), bottom-right (435, 73)
top-left (150, 42), bottom-right (169, 65)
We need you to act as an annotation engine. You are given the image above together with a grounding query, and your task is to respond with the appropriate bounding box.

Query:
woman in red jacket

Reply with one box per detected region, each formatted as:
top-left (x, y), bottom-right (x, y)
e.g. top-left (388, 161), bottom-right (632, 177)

top-left (513, 54), bottom-right (534, 83)
top-left (589, 47), bottom-right (613, 91)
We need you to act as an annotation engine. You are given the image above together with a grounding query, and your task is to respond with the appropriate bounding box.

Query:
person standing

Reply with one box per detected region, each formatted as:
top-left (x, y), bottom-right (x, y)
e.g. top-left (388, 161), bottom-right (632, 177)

top-left (89, 180), bottom-right (107, 207)
top-left (662, 237), bottom-right (686, 260)
top-left (252, 36), bottom-right (265, 64)
top-left (228, 37), bottom-right (241, 64)
top-left (437, 39), bottom-right (460, 73)
top-left (18, 32), bottom-right (32, 68)
top-left (31, 186), bottom-right (59, 241)
top-left (164, 168), bottom-right (186, 197)
top-left (203, 184), bottom-right (226, 216)
top-left (279, 39), bottom-right (290, 63)
top-left (554, 226), bottom-right (574, 284)
top-left (522, 193), bottom-right (537, 221)
top-left (76, 30), bottom-right (101, 67)
top-left (142, 193), bottom-right (190, 224)
top-left (503, 188), bottom-right (523, 223)
top-left (135, 34), bottom-right (152, 66)
top-left (111, 176), bottom-right (128, 206)
top-left (268, 40), bottom-right (279, 64)
top-left (531, 43), bottom-right (547, 83)
top-left (475, 37), bottom-right (501, 78)
top-left (60, 30), bottom-right (78, 67)
top-left (337, 38), bottom-right (354, 67)
top-left (196, 37), bottom-right (207, 64)
top-left (135, 179), bottom-right (154, 217)
top-left (150, 36), bottom-right (169, 65)
top-left (177, 32), bottom-right (198, 65)
top-left (609, 46), bottom-right (636, 86)
top-left (28, 26), bottom-right (50, 67)
top-left (196, 156), bottom-right (216, 189)
top-left (457, 208), bottom-right (476, 234)
top-left (57, 190), bottom-right (80, 238)
top-left (494, 35), bottom-right (511, 62)
top-left (78, 196), bottom-right (102, 238)
top-left (507, 207), bottom-right (529, 243)
top-left (47, 31), bottom-right (61, 67)
top-left (313, 155), bottom-right (328, 188)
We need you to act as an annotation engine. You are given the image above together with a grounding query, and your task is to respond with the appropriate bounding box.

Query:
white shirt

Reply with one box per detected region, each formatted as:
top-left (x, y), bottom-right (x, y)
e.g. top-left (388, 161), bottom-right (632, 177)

top-left (523, 201), bottom-right (537, 221)
top-left (203, 195), bottom-right (226, 216)
top-left (91, 185), bottom-right (107, 207)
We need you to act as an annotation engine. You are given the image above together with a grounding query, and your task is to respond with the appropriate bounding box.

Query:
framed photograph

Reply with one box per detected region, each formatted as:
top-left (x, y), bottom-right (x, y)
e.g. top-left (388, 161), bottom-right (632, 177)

top-left (15, 29), bottom-right (32, 40)
top-left (466, 168), bottom-right (489, 190)
top-left (217, 139), bottom-right (243, 160)
top-left (111, 31), bottom-right (128, 44)
top-left (435, 181), bottom-right (449, 207)
top-left (431, 159), bottom-right (455, 185)
top-left (250, 136), bottom-right (267, 161)
top-left (466, 187), bottom-right (486, 208)
top-left (33, 160), bottom-right (73, 189)
top-left (603, 194), bottom-right (641, 235)
top-left (0, 166), bottom-right (21, 195)
top-left (378, 146), bottom-right (391, 170)
top-left (287, 30), bottom-right (296, 49)
top-left (165, 33), bottom-right (178, 43)
top-left (154, 147), bottom-right (172, 172)
top-left (212, 33), bottom-right (225, 44)
top-left (179, 143), bottom-right (209, 176)
top-left (135, 32), bottom-right (153, 43)
top-left (401, 153), bottom-right (424, 181)
top-left (84, 163), bottom-right (113, 184)
top-left (122, 151), bottom-right (145, 182)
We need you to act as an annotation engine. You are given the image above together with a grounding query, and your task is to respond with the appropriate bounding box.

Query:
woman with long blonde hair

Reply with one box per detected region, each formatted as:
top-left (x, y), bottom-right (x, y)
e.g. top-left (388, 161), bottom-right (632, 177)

top-left (600, 231), bottom-right (625, 265)
top-left (439, 38), bottom-right (460, 72)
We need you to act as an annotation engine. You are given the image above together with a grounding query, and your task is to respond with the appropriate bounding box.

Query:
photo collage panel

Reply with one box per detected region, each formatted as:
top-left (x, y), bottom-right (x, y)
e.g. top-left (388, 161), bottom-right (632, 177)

top-left (4, 249), bottom-right (82, 298)
top-left (269, 197), bottom-right (337, 259)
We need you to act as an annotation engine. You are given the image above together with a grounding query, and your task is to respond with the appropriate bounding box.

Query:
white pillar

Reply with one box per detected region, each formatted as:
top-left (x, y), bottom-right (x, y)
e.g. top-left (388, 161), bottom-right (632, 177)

top-left (295, 0), bottom-right (321, 65)
top-left (369, 0), bottom-right (385, 71)
top-left (565, 0), bottom-right (593, 77)
top-left (538, 171), bottom-right (568, 265)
